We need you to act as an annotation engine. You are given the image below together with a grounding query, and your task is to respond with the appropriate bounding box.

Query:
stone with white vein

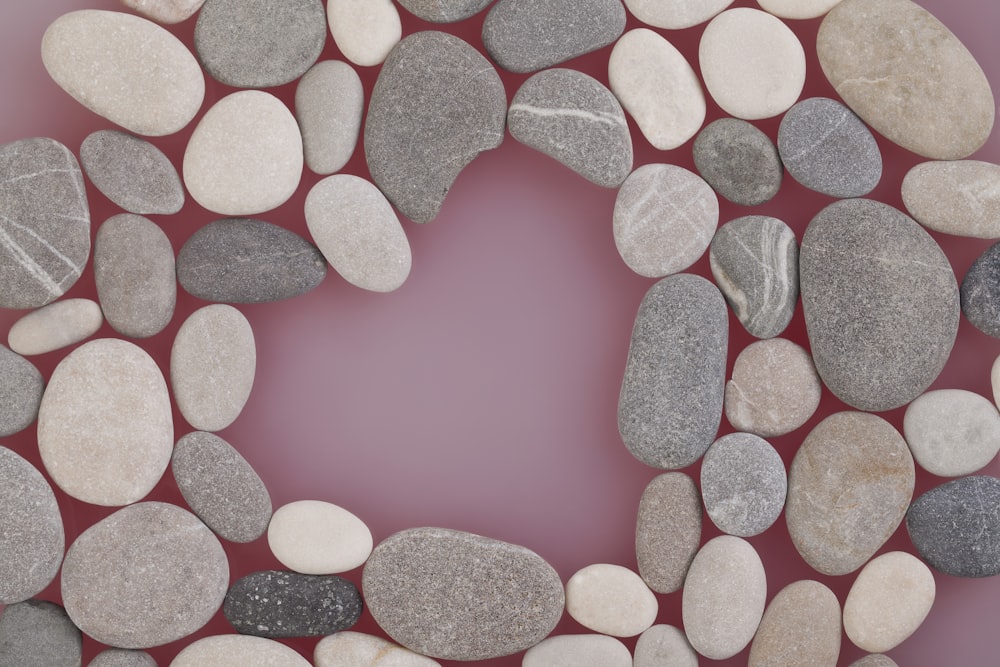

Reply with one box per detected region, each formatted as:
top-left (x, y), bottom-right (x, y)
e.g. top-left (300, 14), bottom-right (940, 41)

top-left (327, 0), bottom-right (401, 67)
top-left (8, 298), bottom-right (103, 356)
top-left (624, 0), bottom-right (734, 29)
top-left (902, 160), bottom-right (1000, 239)
top-left (296, 61), bottom-right (364, 175)
top-left (565, 563), bottom-right (658, 637)
top-left (267, 500), bottom-right (373, 574)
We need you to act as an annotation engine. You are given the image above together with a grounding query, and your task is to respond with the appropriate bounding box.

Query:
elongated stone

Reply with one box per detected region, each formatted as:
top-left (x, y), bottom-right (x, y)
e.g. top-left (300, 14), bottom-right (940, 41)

top-left (397, 0), bottom-right (494, 23)
top-left (693, 118), bottom-right (783, 206)
top-left (0, 600), bottom-right (81, 667)
top-left (565, 564), bottom-right (658, 637)
top-left (8, 298), bottom-right (102, 356)
top-left (0, 345), bottom-right (43, 437)
top-left (522, 635), bottom-right (632, 667)
top-left (171, 635), bottom-right (311, 667)
top-left (902, 160), bottom-right (1000, 238)
top-left (748, 580), bottom-right (841, 667)
top-left (633, 625), bottom-right (699, 667)
top-left (314, 632), bottom-right (441, 667)
top-left (296, 61), bottom-right (364, 175)
top-left (327, 0), bottom-right (401, 67)
top-left (80, 130), bottom-right (184, 215)
top-left (635, 473), bottom-right (702, 594)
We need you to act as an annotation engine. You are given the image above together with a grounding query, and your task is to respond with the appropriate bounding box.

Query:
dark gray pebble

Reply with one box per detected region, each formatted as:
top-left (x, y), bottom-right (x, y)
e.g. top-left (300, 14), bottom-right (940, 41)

top-left (0, 346), bottom-right (43, 437)
top-left (80, 130), bottom-right (183, 215)
top-left (692, 118), bottom-right (782, 206)
top-left (0, 600), bottom-right (81, 667)
top-left (961, 240), bottom-right (1000, 338)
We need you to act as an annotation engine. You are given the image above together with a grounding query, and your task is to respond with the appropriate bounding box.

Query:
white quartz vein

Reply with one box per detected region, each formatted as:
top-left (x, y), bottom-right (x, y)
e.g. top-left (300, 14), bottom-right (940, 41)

top-left (509, 103), bottom-right (625, 128)
top-left (0, 221), bottom-right (71, 297)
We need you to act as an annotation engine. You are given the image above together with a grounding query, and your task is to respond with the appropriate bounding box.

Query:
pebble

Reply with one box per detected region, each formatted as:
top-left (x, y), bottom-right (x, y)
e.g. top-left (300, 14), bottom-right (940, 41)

top-left (0, 447), bottom-right (64, 604)
top-left (94, 213), bottom-right (176, 339)
top-left (623, 0), bottom-right (733, 29)
top-left (701, 432), bottom-right (787, 537)
top-left (120, 0), bottom-right (206, 24)
top-left (295, 61), bottom-right (364, 175)
top-left (509, 68), bottom-right (633, 188)
top-left (362, 527), bottom-right (564, 660)
top-left (171, 635), bottom-right (311, 667)
top-left (843, 551), bottom-right (935, 653)
top-left (8, 298), bottom-right (103, 355)
top-left (902, 160), bottom-right (1000, 238)
top-left (904, 389), bottom-right (1000, 476)
top-left (699, 8), bottom-right (806, 120)
top-left (38, 338), bottom-right (173, 506)
top-left (709, 215), bottom-right (798, 338)
top-left (89, 649), bottom-right (158, 667)
top-left (481, 0), bottom-right (626, 73)
top-left (223, 570), bottom-right (362, 638)
top-left (328, 0), bottom-right (401, 67)
top-left (42, 10), bottom-right (204, 136)
top-left (778, 97), bottom-right (882, 198)
top-left (194, 0), bottom-right (326, 87)
top-left (170, 304), bottom-right (256, 431)
top-left (522, 634), bottom-right (632, 667)
top-left (0, 346), bottom-right (43, 437)
top-left (608, 29), bottom-right (706, 151)
top-left (800, 198), bottom-right (959, 411)
top-left (786, 411), bottom-right (914, 576)
top-left (396, 0), bottom-right (493, 22)
top-left (962, 240), bottom-right (1000, 338)
top-left (618, 274), bottom-right (727, 469)
top-left (635, 473), bottom-right (702, 594)
top-left (304, 174), bottom-right (412, 292)
top-left (757, 0), bottom-right (842, 19)
top-left (172, 431), bottom-right (272, 543)
top-left (994, 355), bottom-right (1000, 408)
top-left (692, 118), bottom-right (783, 206)
top-left (314, 632), bottom-right (441, 667)
top-left (183, 91), bottom-right (303, 216)
top-left (849, 655), bottom-right (899, 667)
top-left (80, 130), bottom-right (184, 215)
top-left (267, 499), bottom-right (373, 574)
top-left (0, 137), bottom-right (89, 309)
top-left (0, 600), bottom-right (81, 667)
top-left (633, 625), bottom-right (698, 667)
top-left (61, 501), bottom-right (229, 648)
top-left (906, 475), bottom-right (1000, 577)
top-left (747, 580), bottom-right (841, 667)
top-left (682, 535), bottom-right (767, 660)
top-left (365, 31), bottom-right (505, 223)
top-left (176, 218), bottom-right (327, 303)
top-left (565, 563), bottom-right (658, 637)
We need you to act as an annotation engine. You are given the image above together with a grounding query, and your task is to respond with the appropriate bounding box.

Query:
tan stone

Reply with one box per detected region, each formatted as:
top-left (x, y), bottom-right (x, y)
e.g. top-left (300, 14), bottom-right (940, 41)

top-left (8, 298), bottom-right (103, 356)
top-left (902, 160), bottom-right (1000, 238)
top-left (635, 472), bottom-right (702, 594)
top-left (120, 0), bottom-right (206, 24)
top-left (748, 580), bottom-right (841, 667)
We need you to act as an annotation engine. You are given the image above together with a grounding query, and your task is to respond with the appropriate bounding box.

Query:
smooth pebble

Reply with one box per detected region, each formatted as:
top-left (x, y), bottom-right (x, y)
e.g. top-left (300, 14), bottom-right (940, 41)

top-left (314, 632), bottom-right (441, 667)
top-left (89, 649), bottom-right (158, 667)
top-left (692, 118), bottom-right (782, 206)
top-left (635, 472), bottom-right (702, 594)
top-left (961, 240), bottom-right (1000, 338)
top-left (757, 0), bottom-right (843, 19)
top-left (268, 499), bottom-right (373, 574)
top-left (902, 160), bottom-right (1000, 238)
top-left (327, 0), bottom-right (401, 67)
top-left (633, 625), bottom-right (698, 667)
top-left (701, 432), bottom-right (786, 537)
top-left (295, 61), bottom-right (364, 175)
top-left (849, 656), bottom-right (899, 667)
top-left (0, 346), bottom-right (43, 437)
top-left (0, 600), bottom-right (81, 667)
top-left (748, 580), bottom-right (841, 667)
top-left (8, 298), bottom-right (103, 356)
top-left (170, 635), bottom-right (311, 667)
top-left (904, 389), bottom-right (1000, 476)
top-left (120, 0), bottom-right (206, 24)
top-left (624, 0), bottom-right (733, 29)
top-left (521, 634), bottom-right (632, 667)
top-left (396, 0), bottom-right (493, 22)
top-left (80, 130), bottom-right (184, 215)
top-left (565, 563), bottom-right (658, 637)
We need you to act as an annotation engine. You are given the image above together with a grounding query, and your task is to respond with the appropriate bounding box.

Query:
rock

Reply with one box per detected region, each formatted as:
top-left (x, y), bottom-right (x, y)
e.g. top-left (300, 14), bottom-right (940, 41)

top-left (635, 472), bottom-right (702, 594)
top-left (42, 10), bottom-right (204, 136)
top-left (176, 218), bottom-right (327, 303)
top-left (747, 580), bottom-right (841, 667)
top-left (295, 61), bottom-right (364, 175)
top-left (362, 527), bottom-right (564, 660)
top-left (327, 0), bottom-right (401, 67)
top-left (904, 389), bottom-right (1000, 476)
top-left (481, 0), bottom-right (626, 73)
top-left (0, 447), bottom-right (64, 604)
top-left (172, 431), bottom-right (272, 543)
top-left (522, 635), bottom-right (632, 667)
top-left (623, 0), bottom-right (733, 29)
top-left (170, 635), bottom-right (311, 667)
top-left (396, 0), bottom-right (493, 22)
top-left (8, 298), bottom-right (103, 356)
top-left (38, 338), bottom-right (173, 506)
top-left (800, 198), bottom-right (959, 411)
top-left (699, 8), bottom-right (806, 120)
top-left (304, 175), bottom-right (412, 292)
top-left (786, 411), bottom-right (914, 576)
top-left (906, 475), bottom-right (1000, 577)
top-left (183, 90), bottom-right (303, 215)
top-left (0, 137), bottom-right (89, 309)
top-left (0, 600), bottom-right (81, 667)
top-left (171, 304), bottom-right (256, 431)
top-left (843, 551), bottom-right (935, 653)
top-left (757, 0), bottom-right (842, 19)
top-left (223, 570), bottom-right (362, 638)
top-left (365, 31), bottom-right (505, 223)
top-left (849, 655), bottom-right (899, 667)
top-left (94, 213), bottom-right (176, 339)
top-left (682, 535), bottom-right (767, 660)
top-left (267, 500), bottom-right (373, 574)
top-left (817, 0), bottom-right (995, 159)
top-left (509, 68), bottom-right (633, 188)
top-left (962, 240), bottom-right (1000, 338)
top-left (902, 160), bottom-right (1000, 238)
top-left (89, 649), bottom-right (158, 667)
top-left (61, 501), bottom-right (229, 648)
top-left (314, 632), bottom-right (441, 667)
top-left (778, 97), bottom-right (882, 198)
top-left (709, 215), bottom-right (798, 338)
top-left (120, 0), bottom-right (206, 24)
top-left (80, 130), bottom-right (184, 215)
top-left (700, 432), bottom-right (786, 537)
top-left (633, 625), bottom-right (698, 667)
top-left (608, 29), bottom-right (706, 150)
top-left (994, 355), bottom-right (1000, 408)
top-left (565, 564), bottom-right (658, 637)
top-left (692, 118), bottom-right (783, 206)
top-left (618, 274), bottom-right (727, 469)
top-left (0, 346), bottom-right (43, 437)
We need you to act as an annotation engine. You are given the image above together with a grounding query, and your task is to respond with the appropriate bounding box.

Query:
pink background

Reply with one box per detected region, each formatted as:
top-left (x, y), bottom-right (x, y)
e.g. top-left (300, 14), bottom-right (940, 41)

top-left (1, 0), bottom-right (999, 664)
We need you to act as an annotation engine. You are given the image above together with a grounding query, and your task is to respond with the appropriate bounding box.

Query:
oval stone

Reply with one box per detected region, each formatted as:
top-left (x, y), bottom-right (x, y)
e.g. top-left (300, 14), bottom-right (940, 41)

top-left (757, 0), bottom-right (842, 19)
top-left (692, 118), bottom-right (783, 206)
top-left (635, 472), bottom-right (702, 594)
top-left (267, 500), bottom-right (373, 574)
top-left (522, 635), bottom-right (632, 667)
top-left (701, 432), bottom-right (786, 537)
top-left (850, 656), bottom-right (899, 667)
top-left (8, 298), bottom-right (102, 356)
top-left (961, 240), bottom-right (1000, 338)
top-left (80, 130), bottom-right (184, 215)
top-left (903, 160), bottom-right (1000, 238)
top-left (314, 632), bottom-right (441, 667)
top-left (396, 0), bottom-right (493, 22)
top-left (748, 580), bottom-right (841, 667)
top-left (0, 600), bottom-right (81, 667)
top-left (171, 635), bottom-right (311, 667)
top-left (633, 624), bottom-right (698, 667)
top-left (296, 61), bottom-right (364, 175)
top-left (362, 527), bottom-right (564, 660)
top-left (0, 345), bottom-right (43, 437)
top-left (90, 649), bottom-right (158, 667)
top-left (120, 0), bottom-right (206, 24)
top-left (565, 564), bottom-right (658, 637)
top-left (328, 0), bottom-right (401, 67)
top-left (623, 0), bottom-right (733, 29)
top-left (904, 389), bottom-right (1000, 476)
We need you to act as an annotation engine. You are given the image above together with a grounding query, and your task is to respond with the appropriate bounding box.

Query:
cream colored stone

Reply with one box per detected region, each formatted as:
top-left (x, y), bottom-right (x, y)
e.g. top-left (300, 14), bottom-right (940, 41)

top-left (904, 389), bottom-right (1000, 476)
top-left (633, 625), bottom-right (698, 667)
top-left (757, 0), bottom-right (842, 19)
top-left (328, 0), bottom-right (402, 67)
top-left (8, 298), bottom-right (103, 356)
top-left (902, 160), bottom-right (1000, 238)
top-left (565, 563), bottom-right (657, 637)
top-left (171, 635), bottom-right (311, 667)
top-left (120, 0), bottom-right (207, 24)
top-left (315, 632), bottom-right (440, 667)
top-left (623, 0), bottom-right (733, 29)
top-left (268, 500), bottom-right (373, 574)
top-left (522, 634), bottom-right (632, 667)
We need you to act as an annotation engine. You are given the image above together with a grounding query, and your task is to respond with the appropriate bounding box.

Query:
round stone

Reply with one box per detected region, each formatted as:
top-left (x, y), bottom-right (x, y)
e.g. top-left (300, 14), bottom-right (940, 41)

top-left (81, 130), bottom-right (184, 215)
top-left (89, 649), bottom-right (158, 667)
top-left (700, 432), bottom-right (787, 537)
top-left (633, 624), bottom-right (698, 667)
top-left (902, 160), bottom-right (1000, 238)
top-left (748, 580), bottom-right (841, 667)
top-left (8, 298), bottom-right (103, 356)
top-left (961, 240), bottom-right (1000, 338)
top-left (170, 635), bottom-right (311, 667)
top-left (0, 600), bottom-right (81, 667)
top-left (623, 0), bottom-right (733, 29)
top-left (522, 634), bottom-right (632, 667)
top-left (314, 632), bottom-right (441, 667)
top-left (635, 472), bottom-right (702, 594)
top-left (757, 0), bottom-right (842, 19)
top-left (904, 389), bottom-right (1000, 476)
top-left (327, 0), bottom-right (401, 67)
top-left (295, 60), bottom-right (364, 176)
top-left (565, 563), bottom-right (658, 637)
top-left (692, 118), bottom-right (783, 206)
top-left (267, 499), bottom-right (373, 574)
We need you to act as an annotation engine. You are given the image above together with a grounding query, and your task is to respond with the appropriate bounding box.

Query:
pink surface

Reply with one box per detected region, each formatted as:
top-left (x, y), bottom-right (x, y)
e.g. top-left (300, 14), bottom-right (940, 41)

top-left (1, 0), bottom-right (999, 665)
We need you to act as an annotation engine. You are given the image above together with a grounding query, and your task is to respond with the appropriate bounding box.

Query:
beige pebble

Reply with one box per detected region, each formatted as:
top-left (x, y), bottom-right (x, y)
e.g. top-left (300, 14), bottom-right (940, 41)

top-left (904, 389), bottom-right (1000, 476)
top-left (748, 580), bottom-right (841, 667)
top-left (902, 160), bottom-right (1000, 238)
top-left (565, 563), bottom-right (657, 637)
top-left (171, 635), bottom-right (311, 666)
top-left (522, 634), bottom-right (632, 667)
top-left (268, 500), bottom-right (373, 575)
top-left (314, 631), bottom-right (440, 667)
top-left (327, 0), bottom-right (402, 67)
top-left (623, 0), bottom-right (733, 29)
top-left (635, 472), bottom-right (702, 594)
top-left (8, 299), bottom-right (103, 356)
top-left (120, 0), bottom-right (207, 24)
top-left (633, 625), bottom-right (698, 667)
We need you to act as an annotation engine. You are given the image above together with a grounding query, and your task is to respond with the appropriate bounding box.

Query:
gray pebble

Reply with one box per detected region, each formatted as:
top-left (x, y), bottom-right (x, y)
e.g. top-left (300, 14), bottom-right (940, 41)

top-left (295, 61), bottom-right (364, 175)
top-left (0, 600), bottom-right (81, 667)
top-left (80, 130), bottom-right (184, 215)
top-left (692, 118), bottom-right (782, 206)
top-left (701, 432), bottom-right (786, 537)
top-left (0, 345), bottom-right (43, 437)
top-left (88, 649), bottom-right (157, 667)
top-left (961, 240), bottom-right (1000, 338)
top-left (397, 0), bottom-right (494, 22)
top-left (635, 472), bottom-right (702, 594)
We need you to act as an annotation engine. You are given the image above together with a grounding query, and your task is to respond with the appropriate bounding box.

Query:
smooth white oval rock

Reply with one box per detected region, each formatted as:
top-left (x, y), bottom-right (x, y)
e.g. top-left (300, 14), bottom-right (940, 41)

top-left (633, 625), bottom-right (698, 667)
top-left (315, 631), bottom-right (440, 667)
top-left (904, 389), bottom-right (1000, 476)
top-left (757, 0), bottom-right (842, 19)
top-left (8, 298), bottom-right (103, 356)
top-left (120, 0), bottom-right (207, 24)
top-left (328, 0), bottom-right (402, 67)
top-left (522, 634), bottom-right (632, 667)
top-left (624, 0), bottom-right (733, 29)
top-left (296, 60), bottom-right (364, 175)
top-left (171, 635), bottom-right (311, 667)
top-left (268, 500), bottom-right (373, 575)
top-left (902, 160), bottom-right (1000, 239)
top-left (565, 563), bottom-right (657, 637)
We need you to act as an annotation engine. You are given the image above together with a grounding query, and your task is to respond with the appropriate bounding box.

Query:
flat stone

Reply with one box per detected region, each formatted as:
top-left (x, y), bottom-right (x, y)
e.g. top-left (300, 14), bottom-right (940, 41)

top-left (633, 625), bottom-right (698, 667)
top-left (904, 389), bottom-right (1000, 476)
top-left (8, 298), bottom-right (103, 356)
top-left (482, 0), bottom-right (625, 73)
top-left (0, 600), bottom-right (81, 667)
top-left (267, 500), bottom-right (373, 574)
top-left (903, 160), bottom-right (1000, 238)
top-left (171, 304), bottom-right (255, 431)
top-left (522, 635), bottom-right (632, 667)
top-left (618, 274), bottom-right (727, 469)
top-left (362, 527), bottom-right (564, 660)
top-left (61, 502), bottom-right (229, 648)
top-left (171, 635), bottom-right (311, 667)
top-left (849, 655), bottom-right (899, 667)
top-left (396, 0), bottom-right (493, 22)
top-left (817, 0), bottom-right (995, 159)
top-left (635, 472), bottom-right (702, 594)
top-left (623, 0), bottom-right (733, 29)
top-left (682, 535), bottom-right (767, 660)
top-left (38, 338), bottom-right (173, 506)
top-left (42, 10), bottom-right (204, 136)
top-left (365, 31), bottom-right (505, 223)
top-left (176, 218), bottom-right (327, 303)
top-left (692, 118), bottom-right (782, 206)
top-left (295, 61), bottom-right (364, 175)
top-left (757, 0), bottom-right (842, 19)
top-left (223, 570), bottom-right (362, 638)
top-left (0, 346), bottom-right (44, 437)
top-left (183, 91), bottom-right (303, 215)
top-left (172, 431), bottom-right (272, 543)
top-left (0, 447), bottom-right (64, 604)
top-left (509, 68), bottom-right (632, 188)
top-left (710, 215), bottom-right (798, 338)
top-left (786, 411), bottom-right (914, 576)
top-left (314, 632), bottom-right (441, 667)
top-left (699, 8), bottom-right (806, 120)
top-left (0, 137), bottom-right (89, 309)
top-left (800, 198), bottom-right (959, 411)
top-left (961, 240), bottom-right (1000, 338)
top-left (608, 29), bottom-right (706, 150)
top-left (120, 0), bottom-right (206, 24)
top-left (89, 649), bottom-right (158, 667)
top-left (194, 0), bottom-right (326, 87)
top-left (701, 432), bottom-right (786, 537)
top-left (94, 213), bottom-right (176, 339)
top-left (906, 475), bottom-right (1000, 577)
top-left (748, 580), bottom-right (841, 667)
top-left (565, 564), bottom-right (658, 637)
top-left (328, 0), bottom-right (400, 67)
top-left (80, 130), bottom-right (183, 215)
top-left (778, 97), bottom-right (882, 198)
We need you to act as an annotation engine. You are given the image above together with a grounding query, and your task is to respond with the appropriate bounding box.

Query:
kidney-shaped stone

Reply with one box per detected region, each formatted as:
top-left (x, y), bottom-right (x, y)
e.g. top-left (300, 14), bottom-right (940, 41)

top-left (748, 580), bottom-right (841, 667)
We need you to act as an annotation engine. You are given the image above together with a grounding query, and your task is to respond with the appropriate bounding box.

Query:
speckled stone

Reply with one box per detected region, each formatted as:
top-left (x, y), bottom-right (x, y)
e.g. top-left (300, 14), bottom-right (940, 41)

top-left (522, 635), bottom-right (632, 667)
top-left (635, 473), bottom-right (702, 594)
top-left (701, 432), bottom-right (786, 537)
top-left (362, 527), bottom-right (564, 660)
top-left (757, 0), bottom-right (842, 19)
top-left (0, 346), bottom-right (43, 437)
top-left (170, 635), bottom-right (311, 667)
top-left (623, 0), bottom-right (733, 29)
top-left (314, 632), bottom-right (441, 667)
top-left (961, 240), bottom-right (1000, 338)
top-left (849, 655), bottom-right (899, 667)
top-left (295, 61), bottom-right (364, 175)
top-left (8, 298), bottom-right (103, 356)
top-left (80, 130), bottom-right (184, 215)
top-left (267, 500), bottom-right (373, 574)
top-left (633, 625), bottom-right (698, 667)
top-left (327, 0), bottom-right (401, 67)
top-left (903, 160), bottom-right (1000, 238)
top-left (0, 600), bottom-right (81, 667)
top-left (120, 0), bottom-right (206, 24)
top-left (565, 564), bottom-right (658, 637)
top-left (397, 0), bottom-right (493, 22)
top-left (692, 118), bottom-right (782, 206)
top-left (88, 649), bottom-right (157, 667)
top-left (748, 580), bottom-right (841, 667)
top-left (904, 389), bottom-right (1000, 477)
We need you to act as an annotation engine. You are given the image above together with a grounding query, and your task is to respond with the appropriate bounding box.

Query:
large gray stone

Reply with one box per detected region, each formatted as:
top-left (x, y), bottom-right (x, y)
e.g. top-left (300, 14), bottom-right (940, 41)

top-left (80, 130), bottom-right (184, 215)
top-left (635, 473), bottom-right (702, 594)
top-left (0, 600), bottom-right (81, 667)
top-left (692, 118), bottom-right (782, 206)
top-left (0, 346), bottom-right (43, 437)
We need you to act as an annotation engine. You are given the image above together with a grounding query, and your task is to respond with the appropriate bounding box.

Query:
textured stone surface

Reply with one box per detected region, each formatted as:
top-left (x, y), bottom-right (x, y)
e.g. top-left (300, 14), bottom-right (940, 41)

top-left (633, 625), bottom-right (698, 667)
top-left (623, 0), bottom-right (733, 29)
top-left (961, 240), bottom-right (1000, 338)
top-left (748, 580), bottom-right (841, 667)
top-left (89, 649), bottom-right (158, 667)
top-left (397, 0), bottom-right (493, 22)
top-left (267, 500), bottom-right (373, 574)
top-left (903, 160), bottom-right (1000, 238)
top-left (0, 345), bottom-right (43, 437)
top-left (120, 0), bottom-right (206, 24)
top-left (635, 473), bottom-right (701, 594)
top-left (565, 564), bottom-right (657, 637)
top-left (296, 61), bottom-right (364, 175)
top-left (522, 635), bottom-right (632, 667)
top-left (80, 130), bottom-right (183, 215)
top-left (0, 600), bottom-right (81, 667)
top-left (327, 0), bottom-right (401, 66)
top-left (701, 432), bottom-right (786, 537)
top-left (170, 635), bottom-right (311, 667)
top-left (314, 632), bottom-right (441, 667)
top-left (904, 389), bottom-right (1000, 476)
top-left (692, 118), bottom-right (782, 206)
top-left (8, 298), bottom-right (103, 355)
top-left (758, 0), bottom-right (842, 19)
top-left (849, 655), bottom-right (899, 667)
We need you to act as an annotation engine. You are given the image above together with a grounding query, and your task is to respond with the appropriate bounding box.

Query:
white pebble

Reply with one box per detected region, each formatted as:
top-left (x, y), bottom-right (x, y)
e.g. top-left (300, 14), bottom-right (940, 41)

top-left (267, 500), bottom-right (373, 574)
top-left (623, 0), bottom-right (733, 29)
top-left (171, 635), bottom-right (311, 666)
top-left (634, 625), bottom-right (698, 667)
top-left (8, 298), bottom-right (103, 356)
top-left (327, 0), bottom-right (402, 67)
top-left (315, 632), bottom-right (440, 667)
top-left (565, 563), bottom-right (657, 637)
top-left (757, 0), bottom-right (843, 20)
top-left (522, 634), bottom-right (632, 667)
top-left (904, 389), bottom-right (1000, 476)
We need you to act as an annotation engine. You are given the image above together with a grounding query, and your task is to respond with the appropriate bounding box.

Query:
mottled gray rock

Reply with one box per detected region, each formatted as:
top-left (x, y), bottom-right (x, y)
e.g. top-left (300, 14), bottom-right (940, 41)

top-left (88, 649), bottom-right (157, 667)
top-left (903, 160), bottom-right (1000, 238)
top-left (0, 346), bottom-right (43, 437)
top-left (635, 472), bottom-right (702, 594)
top-left (362, 527), bottom-right (564, 660)
top-left (565, 563), bottom-right (657, 636)
top-left (509, 68), bottom-right (632, 188)
top-left (904, 389), bottom-right (1000, 477)
top-left (701, 432), bottom-right (786, 537)
top-left (295, 61), bottom-right (364, 175)
top-left (961, 240), bottom-right (1000, 338)
top-left (177, 218), bottom-right (327, 303)
top-left (633, 625), bottom-right (698, 667)
top-left (748, 580), bottom-right (841, 667)
top-left (0, 600), bottom-right (81, 667)
top-left (80, 130), bottom-right (183, 215)
top-left (692, 118), bottom-right (782, 206)
top-left (365, 31), bottom-right (505, 223)
top-left (172, 635), bottom-right (311, 666)
top-left (7, 298), bottom-right (103, 356)
top-left (522, 635), bottom-right (632, 667)
top-left (618, 274), bottom-right (727, 469)
top-left (398, 0), bottom-right (494, 22)
top-left (119, 0), bottom-right (206, 24)
top-left (800, 198), bottom-right (959, 412)
top-left (327, 0), bottom-right (401, 67)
